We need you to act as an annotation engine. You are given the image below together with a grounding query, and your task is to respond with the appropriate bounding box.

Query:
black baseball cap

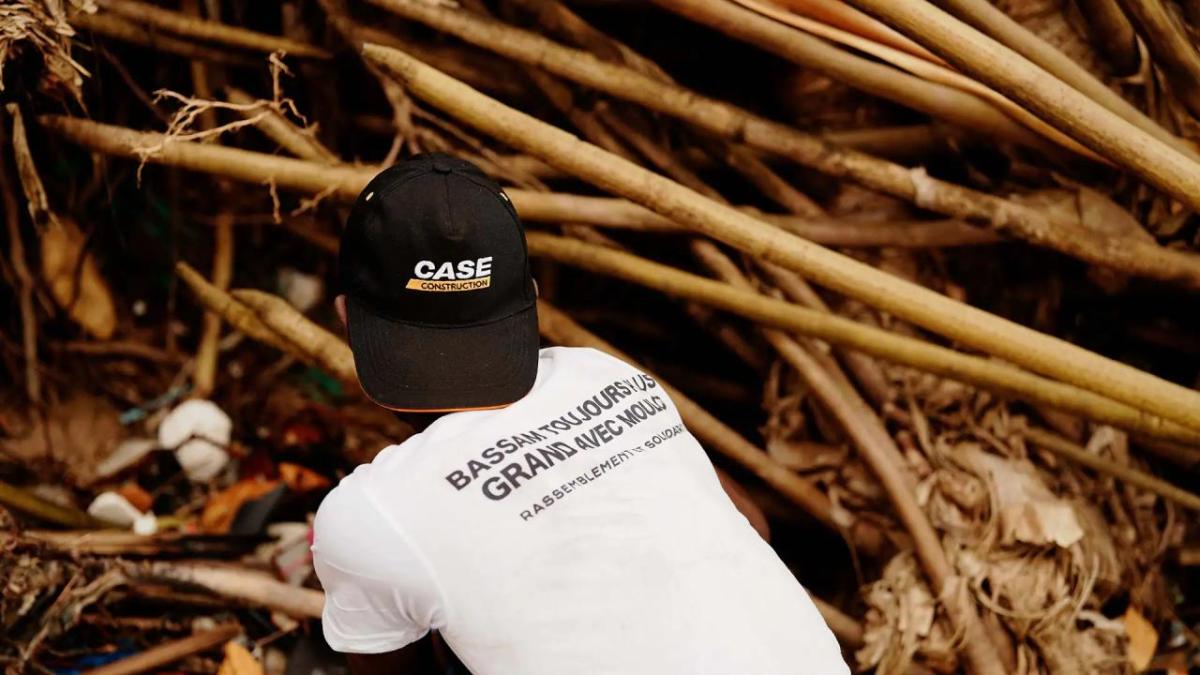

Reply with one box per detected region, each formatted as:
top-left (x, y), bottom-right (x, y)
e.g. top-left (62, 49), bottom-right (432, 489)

top-left (339, 153), bottom-right (539, 411)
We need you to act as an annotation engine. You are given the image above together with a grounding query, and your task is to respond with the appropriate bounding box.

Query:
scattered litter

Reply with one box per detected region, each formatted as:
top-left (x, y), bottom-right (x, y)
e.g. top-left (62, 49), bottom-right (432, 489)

top-left (159, 399), bottom-right (232, 482)
top-left (278, 267), bottom-right (323, 313)
top-left (95, 438), bottom-right (158, 480)
top-left (87, 491), bottom-right (143, 527)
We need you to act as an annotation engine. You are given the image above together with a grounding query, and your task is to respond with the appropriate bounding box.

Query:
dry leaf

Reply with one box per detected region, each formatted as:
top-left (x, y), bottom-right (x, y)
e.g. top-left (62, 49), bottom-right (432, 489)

top-left (9, 105), bottom-right (116, 338)
top-left (200, 478), bottom-right (282, 533)
top-left (1122, 606), bottom-right (1157, 671)
top-left (279, 462), bottom-right (331, 492)
top-left (965, 448), bottom-right (1084, 547)
top-left (41, 218), bottom-right (118, 339)
top-left (218, 641), bottom-right (264, 675)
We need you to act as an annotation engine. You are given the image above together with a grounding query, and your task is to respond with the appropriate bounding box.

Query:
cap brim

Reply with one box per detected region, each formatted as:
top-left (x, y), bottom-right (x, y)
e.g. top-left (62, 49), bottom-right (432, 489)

top-left (345, 297), bottom-right (539, 411)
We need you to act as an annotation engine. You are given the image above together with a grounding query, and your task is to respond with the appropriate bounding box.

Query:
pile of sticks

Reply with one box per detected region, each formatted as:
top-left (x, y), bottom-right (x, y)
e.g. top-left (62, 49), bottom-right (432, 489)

top-left (4, 0), bottom-right (1200, 672)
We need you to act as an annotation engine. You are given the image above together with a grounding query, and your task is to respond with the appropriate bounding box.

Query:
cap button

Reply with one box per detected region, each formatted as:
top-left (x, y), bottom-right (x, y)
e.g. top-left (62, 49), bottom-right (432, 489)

top-left (431, 156), bottom-right (455, 174)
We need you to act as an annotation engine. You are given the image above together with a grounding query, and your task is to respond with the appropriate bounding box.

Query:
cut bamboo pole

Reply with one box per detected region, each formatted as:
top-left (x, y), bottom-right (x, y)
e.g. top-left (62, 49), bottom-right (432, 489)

top-left (1022, 426), bottom-right (1200, 511)
top-left (361, 44), bottom-right (1200, 433)
top-left (82, 625), bottom-right (241, 675)
top-left (0, 479), bottom-right (109, 529)
top-left (41, 114), bottom-right (1200, 435)
top-left (928, 0), bottom-right (1196, 158)
top-left (354, 3), bottom-right (1200, 289)
top-left (92, 0), bottom-right (331, 59)
top-left (685, 0), bottom-right (1103, 161)
top-left (192, 212), bottom-right (233, 398)
top-left (37, 115), bottom-right (994, 248)
top-left (225, 86), bottom-right (339, 164)
top-left (139, 563), bottom-right (325, 618)
top-left (537, 300), bottom-right (885, 553)
top-left (1114, 0), bottom-right (1200, 117)
top-left (1075, 0), bottom-right (1140, 75)
top-left (840, 0), bottom-right (1200, 208)
top-left (175, 262), bottom-right (297, 355)
top-left (526, 233), bottom-right (1200, 445)
top-left (698, 247), bottom-right (1012, 673)
top-left (71, 13), bottom-right (259, 66)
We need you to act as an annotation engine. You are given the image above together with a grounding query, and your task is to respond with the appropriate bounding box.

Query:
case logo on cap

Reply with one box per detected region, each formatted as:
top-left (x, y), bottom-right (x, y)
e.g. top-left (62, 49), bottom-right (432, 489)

top-left (406, 257), bottom-right (493, 292)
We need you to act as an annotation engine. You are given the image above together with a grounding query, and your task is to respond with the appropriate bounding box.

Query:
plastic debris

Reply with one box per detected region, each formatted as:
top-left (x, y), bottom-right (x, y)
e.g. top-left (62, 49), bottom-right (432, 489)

top-left (95, 438), bottom-right (158, 480)
top-left (159, 399), bottom-right (232, 482)
top-left (87, 491), bottom-right (143, 527)
top-left (278, 267), bottom-right (323, 314)
top-left (133, 511), bottom-right (159, 536)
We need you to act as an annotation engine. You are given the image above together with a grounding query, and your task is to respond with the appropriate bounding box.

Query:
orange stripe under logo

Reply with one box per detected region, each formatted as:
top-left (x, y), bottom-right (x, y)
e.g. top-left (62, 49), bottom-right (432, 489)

top-left (405, 276), bottom-right (492, 292)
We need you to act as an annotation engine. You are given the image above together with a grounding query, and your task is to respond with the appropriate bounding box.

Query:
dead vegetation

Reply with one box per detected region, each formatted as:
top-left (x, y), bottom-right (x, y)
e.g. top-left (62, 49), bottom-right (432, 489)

top-left (2, 0), bottom-right (1200, 673)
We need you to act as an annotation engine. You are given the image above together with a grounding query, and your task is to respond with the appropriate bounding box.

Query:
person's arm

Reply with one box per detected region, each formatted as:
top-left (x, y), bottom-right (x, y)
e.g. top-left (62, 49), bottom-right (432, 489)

top-left (311, 471), bottom-right (445, 670)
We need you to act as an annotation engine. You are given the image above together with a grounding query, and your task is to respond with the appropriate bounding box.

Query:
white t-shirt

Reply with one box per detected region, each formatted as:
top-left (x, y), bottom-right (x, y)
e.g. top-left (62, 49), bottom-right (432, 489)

top-left (312, 346), bottom-right (848, 674)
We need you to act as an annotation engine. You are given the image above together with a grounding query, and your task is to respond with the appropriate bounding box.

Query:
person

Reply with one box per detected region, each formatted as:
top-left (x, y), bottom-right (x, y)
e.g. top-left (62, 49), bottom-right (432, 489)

top-left (312, 153), bottom-right (850, 674)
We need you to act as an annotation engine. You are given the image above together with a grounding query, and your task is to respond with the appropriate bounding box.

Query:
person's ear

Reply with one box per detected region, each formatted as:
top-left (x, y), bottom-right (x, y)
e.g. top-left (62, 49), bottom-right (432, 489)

top-left (334, 295), bottom-right (348, 330)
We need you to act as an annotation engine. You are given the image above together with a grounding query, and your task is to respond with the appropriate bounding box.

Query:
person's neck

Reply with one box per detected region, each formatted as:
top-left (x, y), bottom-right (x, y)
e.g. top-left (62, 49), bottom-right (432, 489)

top-left (392, 411), bottom-right (446, 433)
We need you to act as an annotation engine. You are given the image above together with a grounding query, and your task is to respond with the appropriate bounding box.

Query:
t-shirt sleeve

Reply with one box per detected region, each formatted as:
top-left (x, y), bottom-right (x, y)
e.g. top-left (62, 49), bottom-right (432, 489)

top-left (311, 471), bottom-right (443, 654)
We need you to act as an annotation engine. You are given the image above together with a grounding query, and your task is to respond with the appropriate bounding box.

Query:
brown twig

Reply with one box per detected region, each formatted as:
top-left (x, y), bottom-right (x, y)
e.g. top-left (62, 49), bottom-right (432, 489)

top-left (0, 479), bottom-right (108, 529)
top-left (362, 44), bottom-right (1200, 433)
top-left (1023, 426), bottom-right (1200, 511)
top-left (82, 625), bottom-right (241, 675)
top-left (191, 212), bottom-right (232, 398)
top-left (356, 3), bottom-right (1200, 289)
top-left (0, 115), bottom-right (38, 402)
top-left (72, 13), bottom-right (260, 66)
top-left (92, 0), bottom-right (331, 59)
top-left (225, 85), bottom-right (338, 164)
top-left (137, 563), bottom-right (325, 618)
top-left (1113, 0), bottom-right (1200, 117)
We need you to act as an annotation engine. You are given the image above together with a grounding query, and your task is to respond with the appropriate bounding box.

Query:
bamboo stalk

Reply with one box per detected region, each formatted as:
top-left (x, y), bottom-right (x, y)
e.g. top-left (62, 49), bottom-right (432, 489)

top-left (821, 124), bottom-right (958, 159)
top-left (353, 4), bottom-right (1200, 289)
top-left (1023, 427), bottom-right (1200, 511)
top-left (192, 212), bottom-right (233, 398)
top-left (840, 0), bottom-right (1200, 208)
top-left (37, 115), bottom-right (993, 248)
top-left (0, 118), bottom-right (39, 402)
top-left (92, 0), bottom-right (331, 59)
top-left (697, 246), bottom-right (1011, 673)
top-left (175, 262), bottom-right (296, 354)
top-left (82, 625), bottom-right (241, 675)
top-left (139, 563), bottom-right (325, 618)
top-left (1113, 0), bottom-right (1200, 117)
top-left (928, 0), bottom-right (1196, 158)
top-left (361, 45), bottom-right (1200, 433)
top-left (526, 232), bottom-right (1200, 445)
top-left (40, 114), bottom-right (1200, 434)
top-left (537, 300), bottom-right (885, 553)
top-left (230, 289), bottom-right (356, 384)
top-left (713, 0), bottom-right (1105, 161)
top-left (71, 13), bottom-right (260, 66)
top-left (225, 85), bottom-right (339, 164)
top-left (1075, 0), bottom-right (1140, 75)
top-left (0, 479), bottom-right (108, 529)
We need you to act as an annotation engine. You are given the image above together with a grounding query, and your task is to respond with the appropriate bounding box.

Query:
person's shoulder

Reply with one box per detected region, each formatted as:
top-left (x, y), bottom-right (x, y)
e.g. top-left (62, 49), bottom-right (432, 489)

top-left (540, 345), bottom-right (642, 374)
